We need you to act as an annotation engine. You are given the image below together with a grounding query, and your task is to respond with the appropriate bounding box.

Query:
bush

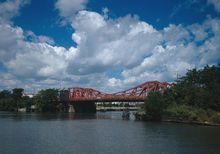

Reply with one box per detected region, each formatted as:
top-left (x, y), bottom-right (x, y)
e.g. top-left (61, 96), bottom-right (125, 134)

top-left (209, 113), bottom-right (220, 123)
top-left (144, 92), bottom-right (170, 120)
top-left (165, 105), bottom-right (205, 121)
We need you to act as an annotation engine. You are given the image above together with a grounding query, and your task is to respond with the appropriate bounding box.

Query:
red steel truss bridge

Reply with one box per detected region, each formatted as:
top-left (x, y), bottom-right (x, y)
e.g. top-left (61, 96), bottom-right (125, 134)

top-left (60, 81), bottom-right (174, 102)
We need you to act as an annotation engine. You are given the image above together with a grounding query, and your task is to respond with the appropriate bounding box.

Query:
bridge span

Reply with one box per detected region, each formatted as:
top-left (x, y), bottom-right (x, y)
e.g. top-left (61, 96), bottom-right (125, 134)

top-left (59, 81), bottom-right (174, 113)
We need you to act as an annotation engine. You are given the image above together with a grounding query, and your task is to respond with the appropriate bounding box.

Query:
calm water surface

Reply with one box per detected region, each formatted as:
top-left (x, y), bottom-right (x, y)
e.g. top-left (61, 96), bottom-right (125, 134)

top-left (0, 111), bottom-right (220, 154)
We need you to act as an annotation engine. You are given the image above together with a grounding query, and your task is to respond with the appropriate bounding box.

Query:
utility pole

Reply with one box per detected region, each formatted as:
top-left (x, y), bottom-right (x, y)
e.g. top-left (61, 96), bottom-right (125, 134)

top-left (176, 71), bottom-right (180, 80)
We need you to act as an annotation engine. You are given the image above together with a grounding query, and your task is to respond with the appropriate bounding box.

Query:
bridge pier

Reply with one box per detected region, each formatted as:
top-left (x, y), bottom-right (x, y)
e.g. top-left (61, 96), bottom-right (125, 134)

top-left (72, 101), bottom-right (96, 113)
top-left (68, 105), bottom-right (75, 113)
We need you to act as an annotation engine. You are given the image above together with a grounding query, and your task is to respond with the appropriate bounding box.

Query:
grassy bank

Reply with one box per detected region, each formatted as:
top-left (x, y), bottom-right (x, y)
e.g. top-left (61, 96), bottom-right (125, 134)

top-left (135, 64), bottom-right (220, 125)
top-left (135, 105), bottom-right (220, 126)
top-left (164, 105), bottom-right (220, 124)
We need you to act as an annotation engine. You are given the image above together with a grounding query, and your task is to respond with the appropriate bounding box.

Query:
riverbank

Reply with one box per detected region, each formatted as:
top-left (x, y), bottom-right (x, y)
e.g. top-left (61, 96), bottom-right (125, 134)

top-left (134, 109), bottom-right (220, 126)
top-left (135, 65), bottom-right (220, 127)
top-left (162, 118), bottom-right (220, 126)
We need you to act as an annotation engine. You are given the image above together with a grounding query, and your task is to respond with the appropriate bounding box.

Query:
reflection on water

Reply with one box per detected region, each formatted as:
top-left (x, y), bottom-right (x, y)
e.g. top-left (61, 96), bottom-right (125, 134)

top-left (0, 111), bottom-right (127, 121)
top-left (0, 111), bottom-right (136, 121)
top-left (0, 111), bottom-right (220, 154)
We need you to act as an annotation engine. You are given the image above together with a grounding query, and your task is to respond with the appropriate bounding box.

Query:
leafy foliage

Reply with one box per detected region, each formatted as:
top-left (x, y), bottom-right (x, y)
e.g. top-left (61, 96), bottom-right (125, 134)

top-left (144, 64), bottom-right (220, 122)
top-left (0, 88), bottom-right (60, 112)
top-left (175, 64), bottom-right (220, 110)
top-left (144, 92), bottom-right (168, 120)
top-left (34, 89), bottom-right (59, 112)
top-left (0, 89), bottom-right (25, 111)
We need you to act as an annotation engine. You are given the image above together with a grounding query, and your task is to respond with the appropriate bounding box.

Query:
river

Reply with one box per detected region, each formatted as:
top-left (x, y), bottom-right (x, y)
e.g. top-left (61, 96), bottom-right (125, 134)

top-left (0, 111), bottom-right (220, 154)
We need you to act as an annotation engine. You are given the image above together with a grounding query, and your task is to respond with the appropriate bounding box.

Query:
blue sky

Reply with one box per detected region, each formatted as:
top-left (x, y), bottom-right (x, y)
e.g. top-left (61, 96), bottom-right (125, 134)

top-left (13, 0), bottom-right (218, 47)
top-left (0, 0), bottom-right (220, 92)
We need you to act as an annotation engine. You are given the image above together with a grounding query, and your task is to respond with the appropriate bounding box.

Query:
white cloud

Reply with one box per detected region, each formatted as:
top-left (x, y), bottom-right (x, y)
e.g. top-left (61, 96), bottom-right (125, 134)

top-left (106, 17), bottom-right (220, 90)
top-left (55, 0), bottom-right (88, 22)
top-left (197, 18), bottom-right (220, 65)
top-left (7, 42), bottom-right (69, 79)
top-left (121, 44), bottom-right (196, 83)
top-left (0, 22), bottom-right (73, 80)
top-left (208, 0), bottom-right (220, 12)
top-left (0, 24), bottom-right (24, 62)
top-left (188, 24), bottom-right (208, 41)
top-left (0, 0), bottom-right (29, 23)
top-left (107, 78), bottom-right (122, 87)
top-left (1, 0), bottom-right (220, 92)
top-left (68, 11), bottom-right (161, 75)
top-left (25, 31), bottom-right (55, 45)
top-left (163, 24), bottom-right (191, 46)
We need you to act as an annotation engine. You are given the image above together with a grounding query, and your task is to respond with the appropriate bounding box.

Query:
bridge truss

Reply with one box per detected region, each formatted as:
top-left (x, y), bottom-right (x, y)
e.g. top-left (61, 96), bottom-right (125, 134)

top-left (60, 81), bottom-right (174, 102)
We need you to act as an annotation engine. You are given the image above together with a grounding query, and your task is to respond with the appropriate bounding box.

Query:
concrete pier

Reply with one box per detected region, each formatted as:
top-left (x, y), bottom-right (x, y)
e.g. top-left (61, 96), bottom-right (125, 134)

top-left (96, 106), bottom-right (140, 111)
top-left (68, 105), bottom-right (75, 113)
top-left (72, 102), bottom-right (96, 113)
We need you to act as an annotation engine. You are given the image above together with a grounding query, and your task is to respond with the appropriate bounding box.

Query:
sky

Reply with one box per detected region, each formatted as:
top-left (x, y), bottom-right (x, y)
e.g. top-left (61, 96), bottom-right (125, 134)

top-left (0, 0), bottom-right (220, 93)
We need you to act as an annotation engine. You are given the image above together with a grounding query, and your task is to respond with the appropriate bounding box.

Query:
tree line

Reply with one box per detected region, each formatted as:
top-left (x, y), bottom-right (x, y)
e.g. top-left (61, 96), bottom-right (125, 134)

top-left (142, 64), bottom-right (220, 123)
top-left (0, 88), bottom-right (64, 112)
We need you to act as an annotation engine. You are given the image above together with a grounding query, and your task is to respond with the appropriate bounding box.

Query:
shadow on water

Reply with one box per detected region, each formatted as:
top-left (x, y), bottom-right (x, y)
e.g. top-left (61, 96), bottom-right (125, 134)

top-left (0, 111), bottom-right (125, 121)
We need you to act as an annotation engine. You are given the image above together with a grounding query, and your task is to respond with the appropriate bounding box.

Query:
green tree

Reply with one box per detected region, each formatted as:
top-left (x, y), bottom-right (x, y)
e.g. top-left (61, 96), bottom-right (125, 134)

top-left (173, 65), bottom-right (220, 110)
top-left (0, 90), bottom-right (16, 111)
top-left (139, 64), bottom-right (220, 123)
top-left (22, 96), bottom-right (33, 111)
top-left (0, 90), bottom-right (11, 99)
top-left (12, 88), bottom-right (24, 111)
top-left (34, 89), bottom-right (59, 112)
top-left (200, 65), bottom-right (220, 110)
top-left (144, 92), bottom-right (170, 120)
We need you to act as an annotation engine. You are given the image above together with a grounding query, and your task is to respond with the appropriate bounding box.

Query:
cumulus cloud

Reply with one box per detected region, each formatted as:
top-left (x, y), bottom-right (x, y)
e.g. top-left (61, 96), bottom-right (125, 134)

top-left (0, 0), bottom-right (29, 23)
top-left (163, 24), bottom-right (191, 45)
top-left (65, 10), bottom-right (220, 91)
top-left (120, 44), bottom-right (196, 83)
top-left (0, 24), bottom-right (24, 62)
top-left (7, 43), bottom-right (68, 79)
top-left (198, 18), bottom-right (220, 65)
top-left (55, 0), bottom-right (88, 22)
top-left (208, 0), bottom-right (220, 12)
top-left (1, 0), bottom-right (220, 92)
top-left (0, 23), bottom-right (72, 81)
top-left (188, 24), bottom-right (209, 41)
top-left (25, 31), bottom-right (55, 45)
top-left (68, 11), bottom-right (161, 75)
top-left (106, 18), bottom-right (220, 90)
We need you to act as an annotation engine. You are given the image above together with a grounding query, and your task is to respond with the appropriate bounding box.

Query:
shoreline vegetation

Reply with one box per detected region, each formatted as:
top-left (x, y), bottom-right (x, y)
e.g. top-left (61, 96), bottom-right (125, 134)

top-left (135, 64), bottom-right (220, 126)
top-left (0, 88), bottom-right (62, 112)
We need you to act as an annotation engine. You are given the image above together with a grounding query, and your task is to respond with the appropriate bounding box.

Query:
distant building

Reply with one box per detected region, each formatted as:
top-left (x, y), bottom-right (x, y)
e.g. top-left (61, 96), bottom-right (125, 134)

top-left (18, 108), bottom-right (26, 112)
top-left (30, 105), bottom-right (37, 112)
top-left (23, 93), bottom-right (35, 98)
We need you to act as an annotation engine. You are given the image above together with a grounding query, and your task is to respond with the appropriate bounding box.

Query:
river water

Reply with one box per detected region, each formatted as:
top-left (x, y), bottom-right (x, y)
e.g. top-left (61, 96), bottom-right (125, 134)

top-left (0, 111), bottom-right (220, 154)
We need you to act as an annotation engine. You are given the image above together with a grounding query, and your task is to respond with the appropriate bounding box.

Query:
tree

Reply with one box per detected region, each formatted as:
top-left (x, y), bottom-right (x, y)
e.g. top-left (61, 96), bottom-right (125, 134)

top-left (21, 96), bottom-right (33, 111)
top-left (0, 90), bottom-right (11, 99)
top-left (142, 65), bottom-right (220, 122)
top-left (144, 92), bottom-right (170, 120)
top-left (34, 89), bottom-right (59, 112)
top-left (0, 90), bottom-right (15, 111)
top-left (12, 88), bottom-right (24, 111)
